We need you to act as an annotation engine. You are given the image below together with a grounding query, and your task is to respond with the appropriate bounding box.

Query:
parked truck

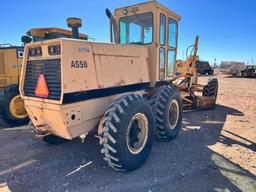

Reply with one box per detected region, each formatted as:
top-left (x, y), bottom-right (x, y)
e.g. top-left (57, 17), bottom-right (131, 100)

top-left (196, 60), bottom-right (214, 75)
top-left (241, 65), bottom-right (256, 78)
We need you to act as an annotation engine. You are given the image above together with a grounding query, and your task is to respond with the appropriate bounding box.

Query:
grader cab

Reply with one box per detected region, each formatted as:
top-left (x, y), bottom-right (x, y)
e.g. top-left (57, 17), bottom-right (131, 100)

top-left (19, 1), bottom-right (216, 171)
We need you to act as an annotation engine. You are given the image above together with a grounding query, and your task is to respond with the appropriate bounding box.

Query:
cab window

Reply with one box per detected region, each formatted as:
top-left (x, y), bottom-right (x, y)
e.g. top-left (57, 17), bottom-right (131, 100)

top-left (159, 48), bottom-right (165, 80)
top-left (119, 12), bottom-right (153, 45)
top-left (168, 18), bottom-right (177, 48)
top-left (159, 14), bottom-right (166, 46)
top-left (167, 50), bottom-right (175, 76)
top-left (167, 18), bottom-right (178, 76)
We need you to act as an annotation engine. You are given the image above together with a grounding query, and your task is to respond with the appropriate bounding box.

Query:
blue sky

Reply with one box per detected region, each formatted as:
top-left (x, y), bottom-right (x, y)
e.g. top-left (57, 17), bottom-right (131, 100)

top-left (1, 0), bottom-right (255, 64)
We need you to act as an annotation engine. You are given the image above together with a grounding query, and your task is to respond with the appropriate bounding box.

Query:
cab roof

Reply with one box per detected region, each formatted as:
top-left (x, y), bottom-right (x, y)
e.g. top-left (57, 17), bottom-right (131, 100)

top-left (115, 1), bottom-right (181, 21)
top-left (27, 27), bottom-right (88, 40)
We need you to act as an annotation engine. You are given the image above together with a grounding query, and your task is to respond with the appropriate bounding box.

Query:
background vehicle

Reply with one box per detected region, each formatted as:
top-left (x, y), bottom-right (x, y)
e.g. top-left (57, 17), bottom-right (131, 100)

top-left (196, 60), bottom-right (214, 75)
top-left (0, 44), bottom-right (28, 125)
top-left (0, 27), bottom-right (87, 126)
top-left (219, 61), bottom-right (245, 75)
top-left (19, 2), bottom-right (213, 171)
top-left (241, 65), bottom-right (256, 78)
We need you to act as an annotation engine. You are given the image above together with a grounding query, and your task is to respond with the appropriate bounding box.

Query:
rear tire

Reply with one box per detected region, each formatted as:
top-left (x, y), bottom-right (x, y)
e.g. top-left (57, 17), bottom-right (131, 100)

top-left (99, 94), bottom-right (154, 171)
top-left (150, 85), bottom-right (183, 142)
top-left (2, 91), bottom-right (29, 126)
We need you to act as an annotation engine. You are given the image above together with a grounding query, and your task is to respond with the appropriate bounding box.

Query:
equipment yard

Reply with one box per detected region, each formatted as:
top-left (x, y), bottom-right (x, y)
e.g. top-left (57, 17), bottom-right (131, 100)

top-left (0, 74), bottom-right (255, 192)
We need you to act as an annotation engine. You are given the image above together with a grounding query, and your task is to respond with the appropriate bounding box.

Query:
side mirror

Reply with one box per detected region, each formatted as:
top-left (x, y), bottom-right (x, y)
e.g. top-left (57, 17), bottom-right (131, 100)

top-left (21, 35), bottom-right (32, 44)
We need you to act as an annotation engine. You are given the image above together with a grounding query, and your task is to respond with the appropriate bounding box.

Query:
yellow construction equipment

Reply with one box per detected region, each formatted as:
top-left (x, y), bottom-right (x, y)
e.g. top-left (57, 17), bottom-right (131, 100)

top-left (22, 27), bottom-right (88, 44)
top-left (0, 27), bottom-right (87, 125)
top-left (174, 36), bottom-right (218, 109)
top-left (19, 1), bottom-right (217, 171)
top-left (0, 44), bottom-right (28, 125)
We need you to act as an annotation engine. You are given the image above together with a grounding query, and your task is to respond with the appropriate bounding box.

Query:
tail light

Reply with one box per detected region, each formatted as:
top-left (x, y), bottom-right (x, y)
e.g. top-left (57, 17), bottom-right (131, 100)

top-left (48, 44), bottom-right (61, 55)
top-left (29, 47), bottom-right (42, 57)
top-left (35, 74), bottom-right (49, 98)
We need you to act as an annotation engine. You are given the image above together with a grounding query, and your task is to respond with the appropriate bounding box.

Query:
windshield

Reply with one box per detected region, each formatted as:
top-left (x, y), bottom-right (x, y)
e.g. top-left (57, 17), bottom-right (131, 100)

top-left (119, 12), bottom-right (153, 45)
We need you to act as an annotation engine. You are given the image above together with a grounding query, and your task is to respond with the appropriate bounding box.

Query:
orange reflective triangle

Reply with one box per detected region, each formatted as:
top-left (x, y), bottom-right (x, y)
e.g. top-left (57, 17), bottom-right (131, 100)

top-left (35, 74), bottom-right (49, 98)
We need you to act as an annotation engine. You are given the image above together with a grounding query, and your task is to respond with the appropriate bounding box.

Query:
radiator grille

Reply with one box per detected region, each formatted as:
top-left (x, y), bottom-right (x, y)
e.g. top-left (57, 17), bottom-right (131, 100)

top-left (24, 59), bottom-right (61, 100)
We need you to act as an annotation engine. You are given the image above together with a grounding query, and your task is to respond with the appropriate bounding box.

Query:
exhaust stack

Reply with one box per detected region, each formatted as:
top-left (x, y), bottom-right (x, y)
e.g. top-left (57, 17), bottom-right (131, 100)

top-left (105, 9), bottom-right (119, 43)
top-left (67, 17), bottom-right (82, 39)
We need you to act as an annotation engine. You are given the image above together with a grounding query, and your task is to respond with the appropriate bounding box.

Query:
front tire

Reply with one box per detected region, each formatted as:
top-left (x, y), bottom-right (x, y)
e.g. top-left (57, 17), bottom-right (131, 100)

top-left (203, 78), bottom-right (218, 99)
top-left (99, 94), bottom-right (154, 171)
top-left (150, 85), bottom-right (183, 142)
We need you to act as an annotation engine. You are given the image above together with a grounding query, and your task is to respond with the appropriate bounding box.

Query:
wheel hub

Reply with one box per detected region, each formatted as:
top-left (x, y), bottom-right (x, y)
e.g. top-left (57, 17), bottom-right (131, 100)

top-left (168, 100), bottom-right (179, 129)
top-left (9, 95), bottom-right (28, 119)
top-left (126, 113), bottom-right (148, 154)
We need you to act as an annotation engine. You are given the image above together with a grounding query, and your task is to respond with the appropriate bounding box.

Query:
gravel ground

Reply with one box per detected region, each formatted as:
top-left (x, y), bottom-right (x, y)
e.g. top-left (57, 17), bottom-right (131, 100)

top-left (0, 75), bottom-right (255, 192)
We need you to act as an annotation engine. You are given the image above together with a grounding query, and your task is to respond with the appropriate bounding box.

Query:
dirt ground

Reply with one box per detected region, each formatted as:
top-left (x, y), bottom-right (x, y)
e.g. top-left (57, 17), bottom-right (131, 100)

top-left (0, 74), bottom-right (255, 192)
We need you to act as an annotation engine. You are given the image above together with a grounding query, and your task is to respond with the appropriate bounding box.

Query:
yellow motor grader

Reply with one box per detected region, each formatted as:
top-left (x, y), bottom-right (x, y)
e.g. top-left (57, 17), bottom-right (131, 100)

top-left (19, 1), bottom-right (217, 171)
top-left (174, 36), bottom-right (218, 110)
top-left (0, 27), bottom-right (87, 125)
top-left (0, 44), bottom-right (28, 125)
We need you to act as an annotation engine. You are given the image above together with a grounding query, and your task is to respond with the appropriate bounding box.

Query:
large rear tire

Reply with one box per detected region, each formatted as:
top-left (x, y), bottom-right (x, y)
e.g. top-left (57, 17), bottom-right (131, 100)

top-left (150, 85), bottom-right (183, 142)
top-left (99, 94), bottom-right (154, 171)
top-left (2, 91), bottom-right (29, 126)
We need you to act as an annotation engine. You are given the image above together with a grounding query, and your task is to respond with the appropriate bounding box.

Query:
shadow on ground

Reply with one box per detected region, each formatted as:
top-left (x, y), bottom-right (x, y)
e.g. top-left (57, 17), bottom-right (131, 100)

top-left (223, 75), bottom-right (256, 79)
top-left (0, 114), bottom-right (27, 129)
top-left (0, 105), bottom-right (255, 192)
top-left (220, 129), bottom-right (256, 152)
top-left (198, 74), bottom-right (217, 78)
top-left (0, 114), bottom-right (11, 129)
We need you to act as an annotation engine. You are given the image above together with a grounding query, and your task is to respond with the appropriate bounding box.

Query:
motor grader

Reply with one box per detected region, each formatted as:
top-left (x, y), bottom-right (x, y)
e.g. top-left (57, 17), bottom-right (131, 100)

top-left (0, 28), bottom-right (87, 125)
top-left (19, 1), bottom-right (216, 172)
top-left (174, 36), bottom-right (218, 110)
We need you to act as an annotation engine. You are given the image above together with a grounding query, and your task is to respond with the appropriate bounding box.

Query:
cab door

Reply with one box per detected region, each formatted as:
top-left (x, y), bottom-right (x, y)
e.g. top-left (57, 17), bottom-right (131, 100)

top-left (158, 12), bottom-right (178, 80)
top-left (158, 13), bottom-right (166, 80)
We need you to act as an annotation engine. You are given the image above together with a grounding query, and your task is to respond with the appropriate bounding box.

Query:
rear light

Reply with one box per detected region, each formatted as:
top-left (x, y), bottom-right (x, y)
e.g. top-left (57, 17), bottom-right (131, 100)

top-left (35, 74), bottom-right (49, 98)
top-left (29, 47), bottom-right (42, 57)
top-left (48, 44), bottom-right (61, 55)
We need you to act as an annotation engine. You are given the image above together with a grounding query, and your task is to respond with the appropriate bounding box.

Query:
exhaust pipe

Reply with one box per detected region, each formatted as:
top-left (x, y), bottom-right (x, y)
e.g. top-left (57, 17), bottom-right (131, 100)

top-left (67, 17), bottom-right (82, 39)
top-left (106, 9), bottom-right (119, 43)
